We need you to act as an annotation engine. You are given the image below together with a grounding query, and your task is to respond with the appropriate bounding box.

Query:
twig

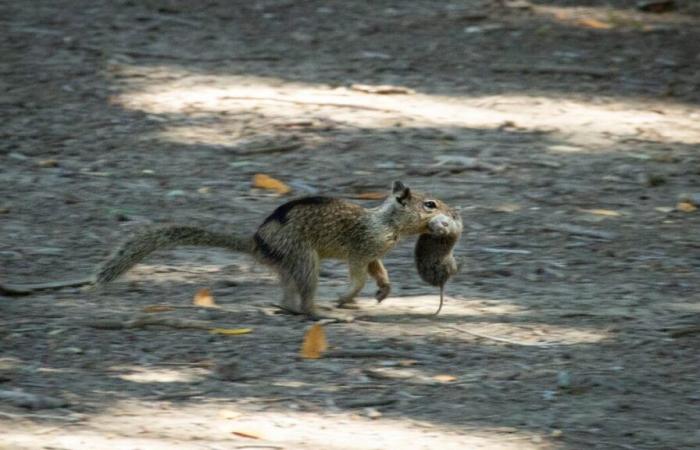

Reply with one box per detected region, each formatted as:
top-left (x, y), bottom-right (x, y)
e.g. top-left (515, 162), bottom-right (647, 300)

top-left (0, 411), bottom-right (82, 422)
top-left (669, 326), bottom-right (700, 338)
top-left (475, 247), bottom-right (532, 255)
top-left (445, 325), bottom-right (555, 347)
top-left (542, 223), bottom-right (617, 240)
top-left (76, 44), bottom-right (279, 62)
top-left (0, 278), bottom-right (94, 296)
top-left (86, 316), bottom-right (211, 330)
top-left (235, 142), bottom-right (303, 156)
top-left (235, 446), bottom-right (284, 450)
top-left (325, 350), bottom-right (419, 359)
top-left (153, 390), bottom-right (208, 401)
top-left (220, 96), bottom-right (397, 113)
top-left (0, 390), bottom-right (68, 409)
top-left (339, 397), bottom-right (399, 408)
top-left (491, 64), bottom-right (617, 78)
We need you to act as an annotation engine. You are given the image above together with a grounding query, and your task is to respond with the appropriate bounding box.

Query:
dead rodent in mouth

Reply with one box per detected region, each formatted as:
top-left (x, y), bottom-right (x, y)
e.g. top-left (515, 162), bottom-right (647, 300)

top-left (414, 208), bottom-right (463, 315)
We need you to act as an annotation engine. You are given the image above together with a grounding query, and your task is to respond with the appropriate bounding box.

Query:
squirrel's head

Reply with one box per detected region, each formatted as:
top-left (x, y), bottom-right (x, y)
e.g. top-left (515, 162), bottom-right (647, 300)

top-left (384, 181), bottom-right (458, 236)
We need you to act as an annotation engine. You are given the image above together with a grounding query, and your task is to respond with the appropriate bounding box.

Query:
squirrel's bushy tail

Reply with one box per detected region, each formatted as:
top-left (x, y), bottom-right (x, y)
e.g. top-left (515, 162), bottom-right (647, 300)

top-left (96, 226), bottom-right (253, 283)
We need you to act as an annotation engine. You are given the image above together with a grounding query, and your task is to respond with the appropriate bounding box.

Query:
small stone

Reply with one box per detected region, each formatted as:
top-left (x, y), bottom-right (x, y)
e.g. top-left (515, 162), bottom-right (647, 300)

top-left (8, 152), bottom-right (28, 161)
top-left (37, 159), bottom-right (59, 168)
top-left (363, 408), bottom-right (382, 419)
top-left (557, 370), bottom-right (571, 389)
top-left (542, 390), bottom-right (557, 401)
top-left (166, 189), bottom-right (186, 198)
top-left (58, 347), bottom-right (84, 354)
top-left (216, 361), bottom-right (245, 381)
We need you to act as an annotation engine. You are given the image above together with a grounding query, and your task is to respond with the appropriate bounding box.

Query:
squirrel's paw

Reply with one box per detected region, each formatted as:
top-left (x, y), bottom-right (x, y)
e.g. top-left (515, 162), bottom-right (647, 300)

top-left (375, 284), bottom-right (391, 302)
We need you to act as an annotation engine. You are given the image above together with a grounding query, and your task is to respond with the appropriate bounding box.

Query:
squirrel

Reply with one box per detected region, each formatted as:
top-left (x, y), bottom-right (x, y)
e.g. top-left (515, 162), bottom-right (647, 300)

top-left (1, 181), bottom-right (457, 321)
top-left (414, 207), bottom-right (463, 315)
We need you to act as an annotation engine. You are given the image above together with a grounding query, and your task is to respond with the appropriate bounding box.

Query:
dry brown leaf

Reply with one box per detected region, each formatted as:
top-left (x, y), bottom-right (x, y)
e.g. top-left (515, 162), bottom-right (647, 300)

top-left (300, 323), bottom-right (328, 359)
top-left (252, 174), bottom-right (291, 195)
top-left (578, 208), bottom-right (621, 217)
top-left (576, 18), bottom-right (612, 29)
top-left (193, 288), bottom-right (216, 307)
top-left (142, 305), bottom-right (175, 313)
top-left (433, 374), bottom-right (457, 383)
top-left (352, 192), bottom-right (387, 200)
top-left (677, 202), bottom-right (697, 213)
top-left (232, 429), bottom-right (263, 440)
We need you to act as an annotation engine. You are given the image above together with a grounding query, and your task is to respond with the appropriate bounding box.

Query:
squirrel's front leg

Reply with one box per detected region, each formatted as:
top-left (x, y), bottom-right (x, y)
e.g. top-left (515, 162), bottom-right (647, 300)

top-left (337, 261), bottom-right (369, 309)
top-left (368, 259), bottom-right (391, 302)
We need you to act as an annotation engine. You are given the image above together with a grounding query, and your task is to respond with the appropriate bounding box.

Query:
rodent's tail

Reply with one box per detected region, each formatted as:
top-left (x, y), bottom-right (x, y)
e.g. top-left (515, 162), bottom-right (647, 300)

top-left (95, 226), bottom-right (254, 283)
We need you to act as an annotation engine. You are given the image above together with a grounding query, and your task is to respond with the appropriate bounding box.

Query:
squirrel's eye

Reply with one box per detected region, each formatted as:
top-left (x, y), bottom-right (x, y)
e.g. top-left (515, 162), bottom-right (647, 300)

top-left (423, 200), bottom-right (437, 209)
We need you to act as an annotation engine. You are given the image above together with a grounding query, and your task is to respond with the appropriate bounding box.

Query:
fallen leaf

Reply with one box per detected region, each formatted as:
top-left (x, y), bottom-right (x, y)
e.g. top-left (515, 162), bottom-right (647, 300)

top-left (300, 323), bottom-right (328, 359)
top-left (142, 305), bottom-right (175, 313)
top-left (193, 288), bottom-right (216, 307)
top-left (209, 328), bottom-right (253, 336)
top-left (433, 374), bottom-right (457, 383)
top-left (677, 202), bottom-right (697, 213)
top-left (578, 208), bottom-right (621, 217)
top-left (232, 429), bottom-right (263, 440)
top-left (252, 174), bottom-right (291, 195)
top-left (576, 18), bottom-right (612, 29)
top-left (352, 192), bottom-right (387, 200)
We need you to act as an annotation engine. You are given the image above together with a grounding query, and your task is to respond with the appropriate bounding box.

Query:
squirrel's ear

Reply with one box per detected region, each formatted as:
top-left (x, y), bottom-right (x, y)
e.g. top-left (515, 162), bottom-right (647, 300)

top-left (392, 180), bottom-right (411, 205)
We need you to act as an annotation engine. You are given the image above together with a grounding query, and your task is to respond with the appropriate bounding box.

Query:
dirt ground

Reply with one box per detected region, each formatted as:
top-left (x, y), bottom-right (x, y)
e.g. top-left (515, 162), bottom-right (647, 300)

top-left (1, 0), bottom-right (700, 449)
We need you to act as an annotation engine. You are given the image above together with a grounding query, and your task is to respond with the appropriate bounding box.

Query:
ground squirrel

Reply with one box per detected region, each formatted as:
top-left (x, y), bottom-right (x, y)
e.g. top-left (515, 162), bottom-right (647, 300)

top-left (415, 208), bottom-right (463, 315)
top-left (1, 181), bottom-right (457, 320)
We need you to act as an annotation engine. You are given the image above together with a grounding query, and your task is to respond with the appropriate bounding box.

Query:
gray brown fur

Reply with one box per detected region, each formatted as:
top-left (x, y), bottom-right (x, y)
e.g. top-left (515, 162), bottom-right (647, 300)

top-left (414, 209), bottom-right (463, 315)
top-left (2, 181), bottom-right (456, 321)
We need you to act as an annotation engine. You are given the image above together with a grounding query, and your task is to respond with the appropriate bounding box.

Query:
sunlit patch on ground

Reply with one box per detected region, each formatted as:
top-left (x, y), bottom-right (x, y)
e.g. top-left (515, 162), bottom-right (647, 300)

top-left (110, 366), bottom-right (211, 384)
top-left (348, 295), bottom-right (611, 346)
top-left (111, 68), bottom-right (700, 150)
top-left (0, 401), bottom-right (550, 450)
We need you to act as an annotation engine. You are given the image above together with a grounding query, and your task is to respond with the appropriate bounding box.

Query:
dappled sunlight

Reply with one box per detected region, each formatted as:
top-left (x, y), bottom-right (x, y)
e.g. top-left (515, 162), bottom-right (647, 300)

top-left (110, 365), bottom-right (211, 384)
top-left (0, 400), bottom-right (549, 450)
top-left (352, 295), bottom-right (611, 345)
top-left (112, 67), bottom-right (700, 150)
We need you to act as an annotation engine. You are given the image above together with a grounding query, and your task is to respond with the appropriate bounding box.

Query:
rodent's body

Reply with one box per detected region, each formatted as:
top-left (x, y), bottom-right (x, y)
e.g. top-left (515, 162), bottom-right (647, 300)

top-left (414, 209), bottom-right (463, 315)
top-left (14, 181), bottom-right (456, 320)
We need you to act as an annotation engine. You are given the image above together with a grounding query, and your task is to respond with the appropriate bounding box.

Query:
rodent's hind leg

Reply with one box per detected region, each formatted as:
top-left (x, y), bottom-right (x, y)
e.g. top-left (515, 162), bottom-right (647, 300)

top-left (367, 259), bottom-right (391, 302)
top-left (289, 249), bottom-right (320, 318)
top-left (337, 260), bottom-right (368, 309)
top-left (278, 274), bottom-right (302, 314)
